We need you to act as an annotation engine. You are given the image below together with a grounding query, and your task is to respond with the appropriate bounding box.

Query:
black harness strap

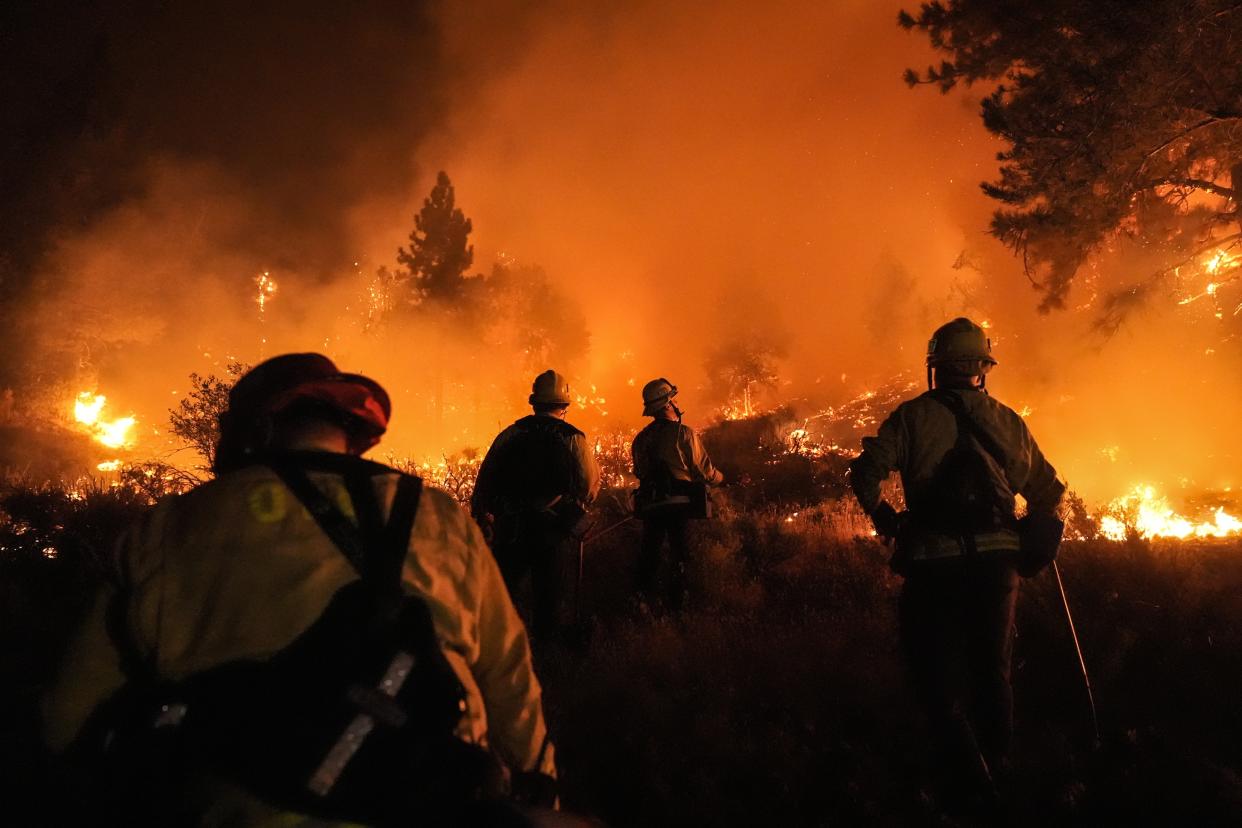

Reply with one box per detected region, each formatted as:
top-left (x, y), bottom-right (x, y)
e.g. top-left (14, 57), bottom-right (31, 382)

top-left (267, 457), bottom-right (427, 797)
top-left (268, 456), bottom-right (422, 590)
top-left (379, 475), bottom-right (423, 598)
top-left (270, 461), bottom-right (370, 574)
top-left (344, 472), bottom-right (385, 562)
top-left (927, 389), bottom-right (1009, 469)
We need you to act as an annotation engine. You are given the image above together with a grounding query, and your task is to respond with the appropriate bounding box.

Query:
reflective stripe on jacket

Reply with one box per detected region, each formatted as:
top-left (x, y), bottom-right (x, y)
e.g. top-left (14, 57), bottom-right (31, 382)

top-left (902, 528), bottom-right (1023, 561)
top-left (43, 464), bottom-right (555, 783)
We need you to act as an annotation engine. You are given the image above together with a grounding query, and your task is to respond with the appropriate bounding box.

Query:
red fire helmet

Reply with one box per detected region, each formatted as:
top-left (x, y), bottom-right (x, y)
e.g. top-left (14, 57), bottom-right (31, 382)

top-left (221, 353), bottom-right (391, 460)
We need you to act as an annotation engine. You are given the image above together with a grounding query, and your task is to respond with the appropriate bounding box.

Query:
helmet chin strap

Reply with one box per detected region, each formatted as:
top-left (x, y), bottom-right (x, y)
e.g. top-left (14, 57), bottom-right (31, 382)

top-left (671, 401), bottom-right (684, 422)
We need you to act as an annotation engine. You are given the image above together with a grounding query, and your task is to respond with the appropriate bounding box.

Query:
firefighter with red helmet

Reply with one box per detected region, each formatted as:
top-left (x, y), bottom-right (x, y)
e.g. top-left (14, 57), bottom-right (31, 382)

top-left (849, 319), bottom-right (1065, 811)
top-left (471, 370), bottom-right (600, 645)
top-left (631, 378), bottom-right (722, 611)
top-left (44, 353), bottom-right (557, 825)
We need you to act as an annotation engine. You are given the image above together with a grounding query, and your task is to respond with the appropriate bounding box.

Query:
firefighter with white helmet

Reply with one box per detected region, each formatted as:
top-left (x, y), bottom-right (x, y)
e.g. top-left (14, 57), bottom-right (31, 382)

top-left (849, 318), bottom-right (1065, 811)
top-left (472, 370), bottom-right (600, 646)
top-left (44, 353), bottom-right (557, 825)
top-left (631, 377), bottom-right (723, 610)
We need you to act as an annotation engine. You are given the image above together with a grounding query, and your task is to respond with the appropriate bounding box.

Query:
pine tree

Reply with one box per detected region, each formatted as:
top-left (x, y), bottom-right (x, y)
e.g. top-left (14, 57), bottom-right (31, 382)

top-left (397, 171), bottom-right (474, 305)
top-left (901, 0), bottom-right (1242, 319)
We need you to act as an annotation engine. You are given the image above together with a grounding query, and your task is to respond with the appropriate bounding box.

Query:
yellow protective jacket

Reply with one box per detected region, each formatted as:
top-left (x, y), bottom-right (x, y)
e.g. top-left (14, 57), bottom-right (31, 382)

top-left (43, 460), bottom-right (554, 822)
top-left (631, 419), bottom-right (724, 486)
top-left (849, 387), bottom-right (1064, 561)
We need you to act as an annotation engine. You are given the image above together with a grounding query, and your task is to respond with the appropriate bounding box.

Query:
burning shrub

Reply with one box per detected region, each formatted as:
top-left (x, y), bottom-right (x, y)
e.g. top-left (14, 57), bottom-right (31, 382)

top-left (0, 473), bottom-right (161, 572)
top-left (702, 408), bottom-right (854, 509)
top-left (388, 450), bottom-right (482, 506)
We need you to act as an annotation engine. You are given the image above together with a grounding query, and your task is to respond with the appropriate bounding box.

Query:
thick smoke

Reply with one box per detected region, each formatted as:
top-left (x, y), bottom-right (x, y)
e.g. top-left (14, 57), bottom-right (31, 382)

top-left (3, 0), bottom-right (449, 383)
top-left (4, 0), bottom-right (1238, 503)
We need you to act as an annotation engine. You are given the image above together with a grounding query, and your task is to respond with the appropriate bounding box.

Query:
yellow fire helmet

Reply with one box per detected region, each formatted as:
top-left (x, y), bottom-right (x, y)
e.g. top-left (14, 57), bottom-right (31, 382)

top-left (529, 370), bottom-right (572, 406)
top-left (926, 317), bottom-right (998, 366)
top-left (641, 378), bottom-right (678, 416)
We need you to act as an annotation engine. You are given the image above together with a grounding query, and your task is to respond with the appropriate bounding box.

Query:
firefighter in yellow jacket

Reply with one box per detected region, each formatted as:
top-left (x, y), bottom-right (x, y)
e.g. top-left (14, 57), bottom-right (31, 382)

top-left (849, 318), bottom-right (1065, 807)
top-left (631, 378), bottom-right (723, 610)
top-left (43, 354), bottom-right (556, 826)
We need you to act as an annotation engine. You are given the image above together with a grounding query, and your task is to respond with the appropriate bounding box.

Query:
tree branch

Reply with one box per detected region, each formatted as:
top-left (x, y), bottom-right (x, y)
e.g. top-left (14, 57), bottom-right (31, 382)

top-left (1092, 233), bottom-right (1242, 337)
top-left (1156, 232), bottom-right (1242, 280)
top-left (1144, 177), bottom-right (1237, 199)
top-left (1141, 115), bottom-right (1242, 164)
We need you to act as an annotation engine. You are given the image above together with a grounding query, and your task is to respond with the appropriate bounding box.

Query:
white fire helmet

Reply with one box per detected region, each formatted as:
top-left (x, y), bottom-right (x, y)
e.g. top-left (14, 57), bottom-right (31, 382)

top-left (641, 378), bottom-right (678, 416)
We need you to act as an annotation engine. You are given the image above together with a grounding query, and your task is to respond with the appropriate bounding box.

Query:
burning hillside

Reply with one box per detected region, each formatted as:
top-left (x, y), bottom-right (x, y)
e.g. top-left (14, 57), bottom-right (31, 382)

top-left (56, 363), bottom-right (1242, 546)
top-left (0, 0), bottom-right (1237, 546)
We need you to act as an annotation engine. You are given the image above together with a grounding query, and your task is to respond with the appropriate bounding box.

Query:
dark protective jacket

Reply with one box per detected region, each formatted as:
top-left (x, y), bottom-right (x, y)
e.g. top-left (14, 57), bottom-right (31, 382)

top-left (472, 414), bottom-right (600, 520)
top-left (631, 419), bottom-right (723, 486)
top-left (850, 387), bottom-right (1064, 562)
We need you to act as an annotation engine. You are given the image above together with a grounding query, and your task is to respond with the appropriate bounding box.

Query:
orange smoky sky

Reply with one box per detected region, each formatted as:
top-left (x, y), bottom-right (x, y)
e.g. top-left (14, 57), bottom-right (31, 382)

top-left (10, 0), bottom-right (1239, 504)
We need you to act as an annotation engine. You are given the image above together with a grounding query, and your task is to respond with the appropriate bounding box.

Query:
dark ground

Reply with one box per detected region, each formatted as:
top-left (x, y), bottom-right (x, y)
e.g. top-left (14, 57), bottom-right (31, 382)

top-left (3, 477), bottom-right (1242, 826)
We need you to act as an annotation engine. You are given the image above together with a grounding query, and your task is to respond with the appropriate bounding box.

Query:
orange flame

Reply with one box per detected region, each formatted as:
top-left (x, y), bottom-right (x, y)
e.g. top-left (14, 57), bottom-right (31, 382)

top-left (255, 271), bottom-right (278, 312)
top-left (1099, 484), bottom-right (1242, 540)
top-left (73, 392), bottom-right (137, 449)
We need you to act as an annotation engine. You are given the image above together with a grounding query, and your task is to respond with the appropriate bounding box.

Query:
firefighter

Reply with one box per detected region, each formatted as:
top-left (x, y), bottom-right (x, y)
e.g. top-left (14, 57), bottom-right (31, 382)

top-left (631, 378), bottom-right (723, 611)
top-left (471, 370), bottom-right (600, 645)
top-left (849, 318), bottom-right (1065, 809)
top-left (43, 353), bottom-right (556, 826)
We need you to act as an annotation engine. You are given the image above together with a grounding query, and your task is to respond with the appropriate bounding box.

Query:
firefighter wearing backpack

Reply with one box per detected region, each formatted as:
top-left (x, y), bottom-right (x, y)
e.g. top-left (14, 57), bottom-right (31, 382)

top-left (42, 353), bottom-right (557, 827)
top-left (471, 370), bottom-right (601, 645)
top-left (631, 378), bottom-right (723, 611)
top-left (849, 318), bottom-right (1065, 808)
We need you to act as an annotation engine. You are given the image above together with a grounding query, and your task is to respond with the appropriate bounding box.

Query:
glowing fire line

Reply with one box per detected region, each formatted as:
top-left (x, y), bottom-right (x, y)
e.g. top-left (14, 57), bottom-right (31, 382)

top-left (1099, 484), bottom-right (1241, 540)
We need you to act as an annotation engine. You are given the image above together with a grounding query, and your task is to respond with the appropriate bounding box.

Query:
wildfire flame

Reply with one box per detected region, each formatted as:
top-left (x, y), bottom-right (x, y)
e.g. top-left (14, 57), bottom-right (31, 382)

top-left (1178, 246), bottom-right (1240, 311)
top-left (720, 383), bottom-right (759, 421)
top-left (1203, 249), bottom-right (1238, 276)
top-left (73, 392), bottom-right (137, 449)
top-left (255, 271), bottom-right (278, 312)
top-left (574, 384), bottom-right (608, 416)
top-left (1099, 484), bottom-right (1242, 540)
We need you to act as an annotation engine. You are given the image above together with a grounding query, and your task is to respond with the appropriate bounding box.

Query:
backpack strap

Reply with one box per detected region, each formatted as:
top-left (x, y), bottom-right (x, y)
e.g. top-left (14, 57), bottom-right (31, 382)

top-left (926, 390), bottom-right (1009, 469)
top-left (270, 459), bottom-right (369, 574)
top-left (269, 456), bottom-right (422, 593)
top-left (378, 475), bottom-right (422, 599)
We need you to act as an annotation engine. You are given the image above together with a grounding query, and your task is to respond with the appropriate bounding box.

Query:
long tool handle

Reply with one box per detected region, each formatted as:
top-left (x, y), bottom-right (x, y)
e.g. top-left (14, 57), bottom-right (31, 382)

top-left (584, 516), bottom-right (635, 546)
top-left (1052, 560), bottom-right (1101, 745)
top-left (576, 539), bottom-right (585, 626)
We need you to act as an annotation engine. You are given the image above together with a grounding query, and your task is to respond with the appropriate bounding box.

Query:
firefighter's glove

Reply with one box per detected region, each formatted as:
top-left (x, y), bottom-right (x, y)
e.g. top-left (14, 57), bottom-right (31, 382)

top-left (870, 501), bottom-right (903, 539)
